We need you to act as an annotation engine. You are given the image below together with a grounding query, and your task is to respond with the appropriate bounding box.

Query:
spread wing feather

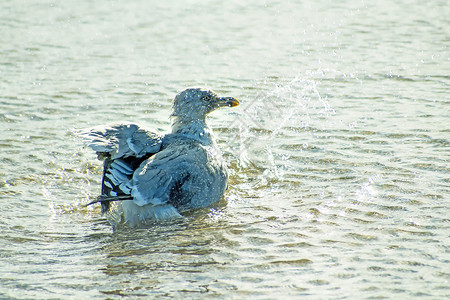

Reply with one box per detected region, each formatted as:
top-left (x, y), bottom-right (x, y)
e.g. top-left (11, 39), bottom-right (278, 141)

top-left (76, 122), bottom-right (163, 213)
top-left (75, 122), bottom-right (162, 159)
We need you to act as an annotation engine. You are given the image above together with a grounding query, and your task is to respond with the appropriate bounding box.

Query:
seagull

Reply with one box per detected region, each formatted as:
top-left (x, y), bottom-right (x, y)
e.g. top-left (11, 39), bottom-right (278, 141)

top-left (77, 88), bottom-right (239, 227)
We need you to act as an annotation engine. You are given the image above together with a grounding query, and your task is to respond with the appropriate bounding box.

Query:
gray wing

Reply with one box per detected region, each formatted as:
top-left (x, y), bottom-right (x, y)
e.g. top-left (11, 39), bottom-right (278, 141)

top-left (116, 142), bottom-right (207, 226)
top-left (75, 122), bottom-right (162, 159)
top-left (130, 142), bottom-right (208, 209)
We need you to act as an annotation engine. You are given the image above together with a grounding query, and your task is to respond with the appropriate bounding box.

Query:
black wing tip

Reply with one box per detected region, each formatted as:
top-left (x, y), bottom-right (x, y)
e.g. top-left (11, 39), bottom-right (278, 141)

top-left (85, 195), bottom-right (133, 212)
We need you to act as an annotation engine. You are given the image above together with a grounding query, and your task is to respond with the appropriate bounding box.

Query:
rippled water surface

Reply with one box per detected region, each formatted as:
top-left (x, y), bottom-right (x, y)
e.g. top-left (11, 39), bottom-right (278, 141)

top-left (1, 0), bottom-right (449, 299)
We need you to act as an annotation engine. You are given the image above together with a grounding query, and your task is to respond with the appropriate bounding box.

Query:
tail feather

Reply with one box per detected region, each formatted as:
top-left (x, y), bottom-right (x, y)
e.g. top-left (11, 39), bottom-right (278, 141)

top-left (121, 202), bottom-right (182, 227)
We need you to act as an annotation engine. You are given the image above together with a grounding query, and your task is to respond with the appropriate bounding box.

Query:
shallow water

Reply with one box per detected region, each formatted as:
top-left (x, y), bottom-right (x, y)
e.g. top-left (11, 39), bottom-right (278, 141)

top-left (1, 0), bottom-right (449, 299)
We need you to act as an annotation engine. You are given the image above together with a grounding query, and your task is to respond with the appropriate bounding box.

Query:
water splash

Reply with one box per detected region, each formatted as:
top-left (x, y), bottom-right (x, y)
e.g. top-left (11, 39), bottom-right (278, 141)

top-left (226, 75), bottom-right (337, 185)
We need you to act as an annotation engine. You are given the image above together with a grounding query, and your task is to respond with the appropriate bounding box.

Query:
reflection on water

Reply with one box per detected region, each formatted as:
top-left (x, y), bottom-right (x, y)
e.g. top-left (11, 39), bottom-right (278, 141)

top-left (1, 0), bottom-right (449, 298)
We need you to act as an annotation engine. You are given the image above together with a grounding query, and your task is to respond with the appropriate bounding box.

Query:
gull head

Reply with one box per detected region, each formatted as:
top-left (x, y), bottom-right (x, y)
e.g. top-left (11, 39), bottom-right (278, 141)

top-left (171, 88), bottom-right (239, 122)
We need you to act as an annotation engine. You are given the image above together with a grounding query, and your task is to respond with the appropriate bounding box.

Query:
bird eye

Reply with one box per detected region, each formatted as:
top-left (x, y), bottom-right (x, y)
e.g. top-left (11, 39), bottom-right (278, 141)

top-left (202, 95), bottom-right (212, 102)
